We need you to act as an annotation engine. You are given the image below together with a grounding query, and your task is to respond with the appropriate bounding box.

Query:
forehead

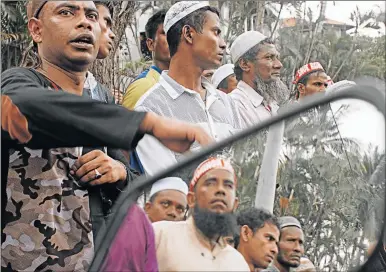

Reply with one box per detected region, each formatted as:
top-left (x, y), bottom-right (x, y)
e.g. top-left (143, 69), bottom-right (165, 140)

top-left (257, 43), bottom-right (279, 56)
top-left (256, 222), bottom-right (280, 235)
top-left (202, 10), bottom-right (220, 28)
top-left (200, 168), bottom-right (235, 182)
top-left (307, 71), bottom-right (328, 82)
top-left (96, 4), bottom-right (111, 16)
top-left (155, 190), bottom-right (187, 203)
top-left (44, 1), bottom-right (97, 13)
top-left (281, 227), bottom-right (304, 240)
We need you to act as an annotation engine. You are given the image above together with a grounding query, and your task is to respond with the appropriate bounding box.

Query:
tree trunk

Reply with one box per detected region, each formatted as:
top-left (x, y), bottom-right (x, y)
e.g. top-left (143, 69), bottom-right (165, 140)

top-left (256, 1), bottom-right (266, 32)
top-left (270, 2), bottom-right (284, 39)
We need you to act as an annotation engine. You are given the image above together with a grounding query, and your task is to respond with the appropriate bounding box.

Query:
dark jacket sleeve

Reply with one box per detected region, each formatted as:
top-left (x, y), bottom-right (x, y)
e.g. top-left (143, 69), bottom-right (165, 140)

top-left (1, 68), bottom-right (146, 150)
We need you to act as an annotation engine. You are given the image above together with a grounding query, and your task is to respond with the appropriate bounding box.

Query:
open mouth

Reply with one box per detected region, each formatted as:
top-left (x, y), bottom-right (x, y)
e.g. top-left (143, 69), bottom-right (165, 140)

top-left (70, 34), bottom-right (94, 49)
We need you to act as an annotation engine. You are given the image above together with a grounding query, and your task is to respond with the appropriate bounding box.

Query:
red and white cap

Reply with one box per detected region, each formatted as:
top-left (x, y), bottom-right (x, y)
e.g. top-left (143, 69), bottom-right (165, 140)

top-left (293, 62), bottom-right (325, 84)
top-left (189, 157), bottom-right (236, 191)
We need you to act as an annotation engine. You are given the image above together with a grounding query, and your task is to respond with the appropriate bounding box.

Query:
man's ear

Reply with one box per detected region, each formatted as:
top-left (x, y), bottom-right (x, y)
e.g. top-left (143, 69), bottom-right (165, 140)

top-left (187, 191), bottom-right (196, 209)
top-left (144, 202), bottom-right (152, 214)
top-left (239, 58), bottom-right (251, 73)
top-left (232, 197), bottom-right (239, 212)
top-left (146, 38), bottom-right (155, 52)
top-left (297, 83), bottom-right (306, 95)
top-left (240, 225), bottom-right (252, 242)
top-left (182, 25), bottom-right (195, 45)
top-left (28, 18), bottom-right (43, 44)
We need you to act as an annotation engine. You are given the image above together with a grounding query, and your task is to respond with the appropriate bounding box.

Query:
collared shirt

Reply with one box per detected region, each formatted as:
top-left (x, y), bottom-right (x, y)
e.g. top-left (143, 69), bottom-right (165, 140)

top-left (230, 80), bottom-right (279, 127)
top-left (123, 66), bottom-right (162, 110)
top-left (134, 71), bottom-right (245, 176)
top-left (153, 217), bottom-right (250, 271)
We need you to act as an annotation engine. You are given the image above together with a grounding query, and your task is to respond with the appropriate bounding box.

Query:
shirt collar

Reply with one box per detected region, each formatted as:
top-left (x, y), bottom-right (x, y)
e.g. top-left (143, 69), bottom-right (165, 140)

top-left (151, 65), bottom-right (162, 75)
top-left (237, 80), bottom-right (264, 108)
top-left (160, 71), bottom-right (219, 101)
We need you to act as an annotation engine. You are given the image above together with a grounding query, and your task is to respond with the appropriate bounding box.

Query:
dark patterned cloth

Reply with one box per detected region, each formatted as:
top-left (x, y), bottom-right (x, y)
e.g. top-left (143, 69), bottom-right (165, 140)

top-left (1, 67), bottom-right (146, 271)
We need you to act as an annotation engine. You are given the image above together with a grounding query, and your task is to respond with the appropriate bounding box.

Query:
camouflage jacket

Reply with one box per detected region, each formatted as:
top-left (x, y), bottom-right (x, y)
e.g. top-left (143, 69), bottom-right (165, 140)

top-left (1, 68), bottom-right (146, 271)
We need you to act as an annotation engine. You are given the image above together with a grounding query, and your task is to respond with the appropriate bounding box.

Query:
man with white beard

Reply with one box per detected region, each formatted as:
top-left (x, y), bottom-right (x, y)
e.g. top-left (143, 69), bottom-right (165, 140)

top-left (230, 31), bottom-right (290, 126)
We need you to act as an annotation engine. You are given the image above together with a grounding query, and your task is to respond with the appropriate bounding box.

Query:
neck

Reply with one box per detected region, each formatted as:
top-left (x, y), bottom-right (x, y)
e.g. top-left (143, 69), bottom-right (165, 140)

top-left (237, 245), bottom-right (255, 272)
top-left (274, 260), bottom-right (290, 272)
top-left (167, 53), bottom-right (203, 93)
top-left (154, 59), bottom-right (170, 72)
top-left (38, 58), bottom-right (87, 96)
top-left (242, 74), bottom-right (257, 91)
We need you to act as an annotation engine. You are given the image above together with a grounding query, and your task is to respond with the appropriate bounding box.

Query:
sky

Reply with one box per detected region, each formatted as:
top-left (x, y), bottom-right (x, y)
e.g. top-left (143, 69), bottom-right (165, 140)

top-left (280, 1), bottom-right (385, 24)
top-left (330, 98), bottom-right (385, 152)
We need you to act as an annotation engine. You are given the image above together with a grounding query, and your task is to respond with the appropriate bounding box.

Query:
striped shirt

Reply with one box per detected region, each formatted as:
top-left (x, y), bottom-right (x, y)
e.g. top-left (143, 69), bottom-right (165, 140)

top-left (134, 71), bottom-right (245, 176)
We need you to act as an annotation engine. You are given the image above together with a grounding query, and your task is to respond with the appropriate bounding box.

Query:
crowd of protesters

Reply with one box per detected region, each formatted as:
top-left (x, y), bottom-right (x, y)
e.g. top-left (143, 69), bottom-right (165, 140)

top-left (1, 0), bottom-right (373, 271)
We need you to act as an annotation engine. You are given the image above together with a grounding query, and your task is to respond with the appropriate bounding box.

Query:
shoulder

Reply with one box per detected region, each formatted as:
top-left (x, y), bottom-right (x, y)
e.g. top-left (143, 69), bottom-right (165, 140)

top-left (223, 246), bottom-right (250, 270)
top-left (152, 220), bottom-right (186, 235)
top-left (133, 82), bottom-right (163, 109)
top-left (1, 67), bottom-right (48, 91)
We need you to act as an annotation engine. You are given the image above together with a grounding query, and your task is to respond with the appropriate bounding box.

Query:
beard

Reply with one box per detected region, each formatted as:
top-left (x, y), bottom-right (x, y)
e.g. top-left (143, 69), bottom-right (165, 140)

top-left (276, 251), bottom-right (301, 268)
top-left (253, 76), bottom-right (290, 106)
top-left (192, 205), bottom-right (237, 241)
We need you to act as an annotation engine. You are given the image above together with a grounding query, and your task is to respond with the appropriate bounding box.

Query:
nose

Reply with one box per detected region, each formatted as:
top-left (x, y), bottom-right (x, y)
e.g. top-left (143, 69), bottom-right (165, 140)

top-left (166, 207), bottom-right (177, 220)
top-left (273, 58), bottom-right (283, 70)
top-left (109, 30), bottom-right (116, 41)
top-left (271, 243), bottom-right (278, 255)
top-left (219, 37), bottom-right (226, 51)
top-left (76, 13), bottom-right (93, 31)
top-left (293, 242), bottom-right (303, 253)
top-left (215, 183), bottom-right (226, 196)
top-left (319, 84), bottom-right (327, 92)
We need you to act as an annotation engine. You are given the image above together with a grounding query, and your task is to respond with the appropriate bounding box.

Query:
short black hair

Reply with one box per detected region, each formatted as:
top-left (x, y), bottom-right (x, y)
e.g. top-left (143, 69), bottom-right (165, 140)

top-left (145, 9), bottom-right (167, 40)
top-left (167, 6), bottom-right (220, 57)
top-left (234, 38), bottom-right (275, 81)
top-left (237, 207), bottom-right (280, 236)
top-left (94, 1), bottom-right (114, 17)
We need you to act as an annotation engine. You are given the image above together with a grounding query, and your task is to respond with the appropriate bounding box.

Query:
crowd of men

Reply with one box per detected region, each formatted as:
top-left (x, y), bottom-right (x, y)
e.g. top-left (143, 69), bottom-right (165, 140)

top-left (1, 0), bottom-right (360, 271)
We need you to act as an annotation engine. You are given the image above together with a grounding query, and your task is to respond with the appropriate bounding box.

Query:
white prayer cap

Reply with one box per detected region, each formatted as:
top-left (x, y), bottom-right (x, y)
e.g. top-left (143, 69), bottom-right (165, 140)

top-left (230, 31), bottom-right (267, 63)
top-left (149, 177), bottom-right (188, 198)
top-left (212, 64), bottom-right (235, 88)
top-left (164, 1), bottom-right (209, 35)
top-left (278, 216), bottom-right (302, 229)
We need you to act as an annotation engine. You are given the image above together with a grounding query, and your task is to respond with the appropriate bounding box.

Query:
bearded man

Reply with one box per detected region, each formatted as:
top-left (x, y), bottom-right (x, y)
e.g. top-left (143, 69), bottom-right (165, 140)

top-left (230, 31), bottom-right (290, 126)
top-left (152, 157), bottom-right (249, 271)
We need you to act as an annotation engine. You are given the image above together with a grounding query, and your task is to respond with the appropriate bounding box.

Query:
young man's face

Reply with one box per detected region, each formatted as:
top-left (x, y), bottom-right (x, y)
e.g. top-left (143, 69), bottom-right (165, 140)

top-left (298, 71), bottom-right (328, 99)
top-left (191, 11), bottom-right (226, 70)
top-left (189, 168), bottom-right (237, 214)
top-left (96, 4), bottom-right (115, 59)
top-left (147, 23), bottom-right (170, 63)
top-left (277, 227), bottom-right (305, 268)
top-left (252, 43), bottom-right (283, 83)
top-left (29, 1), bottom-right (101, 71)
top-left (244, 223), bottom-right (280, 269)
top-left (145, 190), bottom-right (187, 222)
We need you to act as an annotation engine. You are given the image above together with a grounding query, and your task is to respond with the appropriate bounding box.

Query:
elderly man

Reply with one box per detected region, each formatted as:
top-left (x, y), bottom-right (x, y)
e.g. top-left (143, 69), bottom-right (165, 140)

top-left (1, 1), bottom-right (212, 270)
top-left (230, 31), bottom-right (290, 126)
top-left (263, 216), bottom-right (305, 272)
top-left (145, 177), bottom-right (188, 222)
top-left (212, 63), bottom-right (238, 94)
top-left (153, 157), bottom-right (250, 271)
top-left (236, 208), bottom-right (280, 272)
top-left (135, 1), bottom-right (245, 176)
top-left (293, 62), bottom-right (329, 100)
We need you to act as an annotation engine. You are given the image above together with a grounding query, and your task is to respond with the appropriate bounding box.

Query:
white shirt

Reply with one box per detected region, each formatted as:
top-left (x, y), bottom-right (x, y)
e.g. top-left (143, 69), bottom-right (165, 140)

top-left (230, 80), bottom-right (279, 127)
top-left (134, 72), bottom-right (245, 176)
top-left (153, 217), bottom-right (250, 272)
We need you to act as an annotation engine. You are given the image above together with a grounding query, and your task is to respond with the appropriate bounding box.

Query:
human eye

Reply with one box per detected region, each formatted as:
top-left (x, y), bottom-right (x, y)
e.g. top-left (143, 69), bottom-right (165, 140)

top-left (59, 9), bottom-right (73, 17)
